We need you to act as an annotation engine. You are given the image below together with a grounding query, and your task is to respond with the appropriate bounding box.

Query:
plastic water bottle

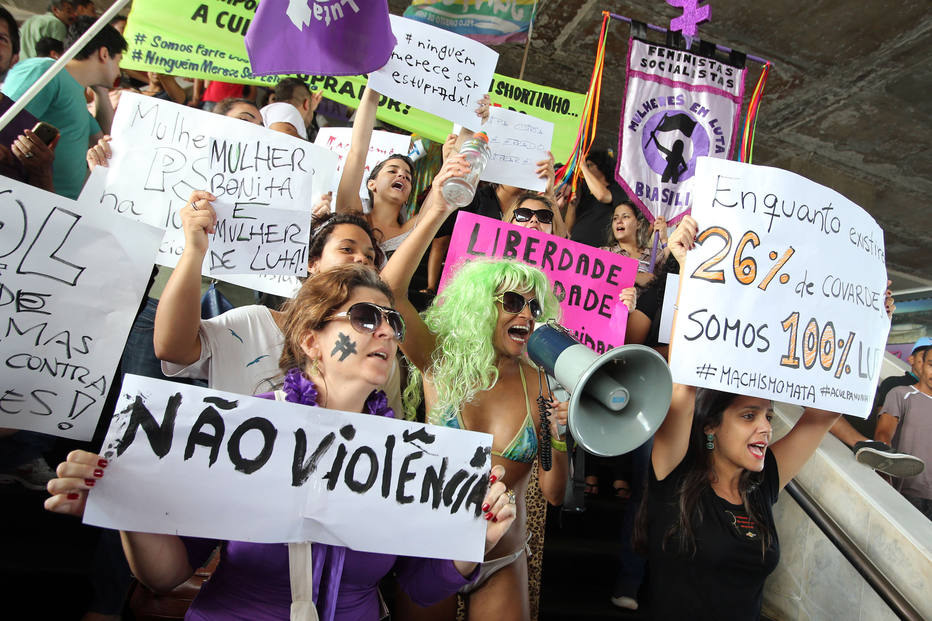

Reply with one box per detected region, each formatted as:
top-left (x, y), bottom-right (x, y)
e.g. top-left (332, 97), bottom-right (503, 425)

top-left (441, 131), bottom-right (490, 208)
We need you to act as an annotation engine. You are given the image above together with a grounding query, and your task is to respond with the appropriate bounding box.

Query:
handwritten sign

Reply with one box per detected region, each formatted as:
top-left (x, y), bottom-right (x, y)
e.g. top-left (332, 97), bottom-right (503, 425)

top-left (0, 177), bottom-right (162, 440)
top-left (481, 107), bottom-right (553, 191)
top-left (440, 212), bottom-right (638, 352)
top-left (314, 127), bottom-right (412, 203)
top-left (368, 15), bottom-right (499, 130)
top-left (85, 93), bottom-right (337, 295)
top-left (208, 202), bottom-right (309, 277)
top-left (670, 158), bottom-right (890, 417)
top-left (84, 375), bottom-right (493, 562)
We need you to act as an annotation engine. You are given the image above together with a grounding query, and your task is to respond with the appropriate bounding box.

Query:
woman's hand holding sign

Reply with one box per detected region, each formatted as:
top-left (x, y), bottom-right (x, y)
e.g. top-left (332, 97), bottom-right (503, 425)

top-left (45, 449), bottom-right (107, 517)
top-left (180, 190), bottom-right (218, 256)
top-left (668, 215), bottom-right (698, 267)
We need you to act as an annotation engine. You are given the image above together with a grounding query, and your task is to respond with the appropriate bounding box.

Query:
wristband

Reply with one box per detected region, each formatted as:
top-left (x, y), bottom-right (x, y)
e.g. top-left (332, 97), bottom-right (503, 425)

top-left (551, 437), bottom-right (567, 452)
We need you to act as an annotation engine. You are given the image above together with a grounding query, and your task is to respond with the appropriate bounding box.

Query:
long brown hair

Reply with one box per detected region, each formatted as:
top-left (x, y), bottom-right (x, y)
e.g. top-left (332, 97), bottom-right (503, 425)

top-left (277, 264), bottom-right (393, 373)
top-left (502, 192), bottom-right (564, 238)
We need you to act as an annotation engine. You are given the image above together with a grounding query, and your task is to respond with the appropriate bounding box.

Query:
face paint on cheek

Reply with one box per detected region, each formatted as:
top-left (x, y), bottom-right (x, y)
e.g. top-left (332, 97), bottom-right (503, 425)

top-left (331, 332), bottom-right (358, 362)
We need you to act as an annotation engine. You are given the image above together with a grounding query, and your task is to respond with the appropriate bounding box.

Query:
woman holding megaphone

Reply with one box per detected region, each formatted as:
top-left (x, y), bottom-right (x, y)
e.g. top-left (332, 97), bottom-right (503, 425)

top-left (639, 216), bottom-right (894, 620)
top-left (380, 152), bottom-right (571, 621)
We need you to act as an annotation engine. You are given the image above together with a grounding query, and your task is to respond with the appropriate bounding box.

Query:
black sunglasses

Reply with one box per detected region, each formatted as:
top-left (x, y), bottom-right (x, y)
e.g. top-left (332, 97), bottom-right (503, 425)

top-left (512, 207), bottom-right (554, 225)
top-left (495, 291), bottom-right (543, 319)
top-left (328, 302), bottom-right (406, 341)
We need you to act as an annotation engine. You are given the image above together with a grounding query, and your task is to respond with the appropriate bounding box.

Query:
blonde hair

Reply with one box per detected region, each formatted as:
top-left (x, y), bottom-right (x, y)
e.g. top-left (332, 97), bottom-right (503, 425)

top-left (502, 191), bottom-right (565, 238)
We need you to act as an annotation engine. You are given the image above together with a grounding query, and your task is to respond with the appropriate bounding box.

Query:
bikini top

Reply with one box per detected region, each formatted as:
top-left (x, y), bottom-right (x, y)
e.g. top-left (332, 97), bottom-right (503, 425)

top-left (444, 364), bottom-right (538, 464)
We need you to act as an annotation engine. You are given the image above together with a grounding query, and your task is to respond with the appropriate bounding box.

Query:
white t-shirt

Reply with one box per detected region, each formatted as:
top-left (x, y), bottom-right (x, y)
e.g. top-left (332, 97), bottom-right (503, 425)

top-left (161, 305), bottom-right (404, 413)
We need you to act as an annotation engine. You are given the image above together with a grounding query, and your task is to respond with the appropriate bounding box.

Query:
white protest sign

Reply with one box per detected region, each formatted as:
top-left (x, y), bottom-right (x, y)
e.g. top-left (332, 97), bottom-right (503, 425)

top-left (481, 107), bottom-right (553, 191)
top-left (208, 202), bottom-right (309, 277)
top-left (670, 158), bottom-right (890, 417)
top-left (84, 375), bottom-right (493, 562)
top-left (314, 127), bottom-right (412, 203)
top-left (368, 15), bottom-right (498, 130)
top-left (85, 93), bottom-right (337, 295)
top-left (0, 177), bottom-right (162, 440)
top-left (658, 273), bottom-right (679, 344)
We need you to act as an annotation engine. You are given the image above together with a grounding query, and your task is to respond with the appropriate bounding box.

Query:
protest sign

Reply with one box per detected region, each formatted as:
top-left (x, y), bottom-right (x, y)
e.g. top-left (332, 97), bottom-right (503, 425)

top-left (404, 0), bottom-right (537, 44)
top-left (118, 0), bottom-right (584, 159)
top-left (616, 39), bottom-right (746, 225)
top-left (84, 93), bottom-right (335, 296)
top-left (368, 16), bottom-right (499, 130)
top-left (669, 158), bottom-right (890, 417)
top-left (314, 127), bottom-right (412, 202)
top-left (0, 177), bottom-right (162, 440)
top-left (208, 202), bottom-right (309, 277)
top-left (481, 107), bottom-right (553, 191)
top-left (85, 374), bottom-right (493, 562)
top-left (440, 212), bottom-right (638, 352)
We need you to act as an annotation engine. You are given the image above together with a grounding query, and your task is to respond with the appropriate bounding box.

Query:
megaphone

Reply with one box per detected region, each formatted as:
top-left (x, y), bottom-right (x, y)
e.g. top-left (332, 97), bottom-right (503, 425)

top-left (528, 323), bottom-right (673, 457)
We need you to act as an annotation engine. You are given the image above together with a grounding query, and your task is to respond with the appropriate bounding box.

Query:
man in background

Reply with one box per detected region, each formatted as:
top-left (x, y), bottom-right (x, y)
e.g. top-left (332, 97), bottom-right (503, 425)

top-left (19, 0), bottom-right (77, 59)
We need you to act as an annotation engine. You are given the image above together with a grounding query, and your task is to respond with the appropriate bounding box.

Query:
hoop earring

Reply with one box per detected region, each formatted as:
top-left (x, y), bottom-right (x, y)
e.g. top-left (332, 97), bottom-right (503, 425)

top-left (705, 433), bottom-right (715, 450)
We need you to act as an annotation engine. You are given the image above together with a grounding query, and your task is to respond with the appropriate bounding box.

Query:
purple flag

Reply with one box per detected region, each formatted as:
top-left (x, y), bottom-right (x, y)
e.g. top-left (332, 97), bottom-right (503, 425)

top-left (245, 0), bottom-right (396, 77)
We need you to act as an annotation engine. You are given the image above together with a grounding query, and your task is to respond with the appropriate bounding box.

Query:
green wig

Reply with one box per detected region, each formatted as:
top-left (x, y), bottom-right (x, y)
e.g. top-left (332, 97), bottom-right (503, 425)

top-left (403, 258), bottom-right (561, 424)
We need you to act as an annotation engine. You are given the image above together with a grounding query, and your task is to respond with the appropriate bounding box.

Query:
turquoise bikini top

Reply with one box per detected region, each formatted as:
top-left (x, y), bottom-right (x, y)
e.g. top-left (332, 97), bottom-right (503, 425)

top-left (444, 364), bottom-right (538, 464)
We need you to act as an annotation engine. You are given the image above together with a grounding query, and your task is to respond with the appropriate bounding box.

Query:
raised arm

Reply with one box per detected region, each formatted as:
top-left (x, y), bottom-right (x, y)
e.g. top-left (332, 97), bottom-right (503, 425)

top-left (380, 155), bottom-right (468, 371)
top-left (651, 215), bottom-right (699, 479)
top-left (770, 407), bottom-right (841, 489)
top-left (579, 159), bottom-right (612, 204)
top-left (152, 191), bottom-right (217, 365)
top-left (335, 86), bottom-right (380, 214)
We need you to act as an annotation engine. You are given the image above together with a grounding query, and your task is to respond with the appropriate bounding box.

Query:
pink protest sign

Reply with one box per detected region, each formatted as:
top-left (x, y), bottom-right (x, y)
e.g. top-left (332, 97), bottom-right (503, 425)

top-left (440, 212), bottom-right (638, 353)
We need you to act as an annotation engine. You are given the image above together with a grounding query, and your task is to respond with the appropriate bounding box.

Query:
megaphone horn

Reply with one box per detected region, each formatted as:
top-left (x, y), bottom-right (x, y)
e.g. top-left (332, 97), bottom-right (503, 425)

top-left (528, 323), bottom-right (673, 458)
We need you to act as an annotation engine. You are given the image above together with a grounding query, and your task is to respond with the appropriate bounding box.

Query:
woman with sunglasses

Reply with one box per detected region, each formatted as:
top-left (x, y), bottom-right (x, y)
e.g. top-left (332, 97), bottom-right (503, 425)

top-left (47, 264), bottom-right (521, 621)
top-left (380, 156), bottom-right (569, 621)
top-left (153, 190), bottom-right (397, 400)
top-left (501, 192), bottom-right (566, 238)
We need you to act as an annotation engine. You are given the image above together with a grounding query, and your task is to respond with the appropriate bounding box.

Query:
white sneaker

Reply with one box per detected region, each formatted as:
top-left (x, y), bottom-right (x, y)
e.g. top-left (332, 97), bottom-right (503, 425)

top-left (610, 595), bottom-right (638, 610)
top-left (0, 457), bottom-right (57, 490)
top-left (854, 442), bottom-right (925, 478)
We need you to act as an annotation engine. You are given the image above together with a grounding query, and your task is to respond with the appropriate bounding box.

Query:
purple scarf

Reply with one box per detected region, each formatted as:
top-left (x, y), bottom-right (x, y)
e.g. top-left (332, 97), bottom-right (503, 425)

top-left (266, 368), bottom-right (394, 621)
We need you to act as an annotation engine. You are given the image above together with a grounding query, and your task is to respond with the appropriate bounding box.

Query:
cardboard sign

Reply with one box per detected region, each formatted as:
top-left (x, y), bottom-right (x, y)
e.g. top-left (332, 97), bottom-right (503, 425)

top-left (440, 212), bottom-right (638, 353)
top-left (84, 375), bottom-right (493, 562)
top-left (85, 94), bottom-right (336, 295)
top-left (0, 177), bottom-right (162, 440)
top-left (481, 107), bottom-right (553, 191)
top-left (208, 202), bottom-right (309, 277)
top-left (368, 15), bottom-right (499, 130)
top-left (616, 39), bottom-right (746, 225)
top-left (670, 158), bottom-right (890, 417)
top-left (314, 127), bottom-right (412, 202)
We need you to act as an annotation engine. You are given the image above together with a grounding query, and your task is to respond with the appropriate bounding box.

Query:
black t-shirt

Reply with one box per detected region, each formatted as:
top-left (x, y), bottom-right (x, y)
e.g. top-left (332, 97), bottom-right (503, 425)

top-left (645, 450), bottom-right (781, 620)
top-left (569, 183), bottom-right (628, 248)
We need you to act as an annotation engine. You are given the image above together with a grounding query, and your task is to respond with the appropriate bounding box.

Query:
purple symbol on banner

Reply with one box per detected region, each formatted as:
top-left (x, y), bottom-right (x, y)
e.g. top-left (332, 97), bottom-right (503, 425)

top-left (641, 111), bottom-right (708, 184)
top-left (667, 0), bottom-right (711, 47)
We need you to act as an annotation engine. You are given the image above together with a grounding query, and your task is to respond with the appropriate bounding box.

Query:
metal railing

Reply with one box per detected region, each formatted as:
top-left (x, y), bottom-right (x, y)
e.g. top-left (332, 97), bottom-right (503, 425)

top-left (784, 480), bottom-right (923, 621)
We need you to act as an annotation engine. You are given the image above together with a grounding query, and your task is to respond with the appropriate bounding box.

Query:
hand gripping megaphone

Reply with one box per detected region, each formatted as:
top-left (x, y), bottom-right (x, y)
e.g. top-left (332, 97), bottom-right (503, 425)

top-left (528, 323), bottom-right (673, 457)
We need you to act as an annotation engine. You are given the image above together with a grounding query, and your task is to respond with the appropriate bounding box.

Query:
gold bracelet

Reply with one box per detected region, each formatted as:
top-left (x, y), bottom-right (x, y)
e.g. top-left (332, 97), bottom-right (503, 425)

top-left (550, 437), bottom-right (567, 452)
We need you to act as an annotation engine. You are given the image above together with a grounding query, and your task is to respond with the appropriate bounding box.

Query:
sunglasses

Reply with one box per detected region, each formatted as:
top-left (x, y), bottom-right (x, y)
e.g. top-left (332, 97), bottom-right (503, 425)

top-left (328, 302), bottom-right (406, 341)
top-left (496, 291), bottom-right (543, 319)
top-left (512, 207), bottom-right (554, 225)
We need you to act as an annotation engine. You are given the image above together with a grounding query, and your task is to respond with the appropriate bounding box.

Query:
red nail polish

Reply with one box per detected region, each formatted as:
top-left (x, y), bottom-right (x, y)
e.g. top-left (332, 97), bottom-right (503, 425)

top-left (482, 503), bottom-right (490, 512)
top-left (93, 469), bottom-right (104, 478)
top-left (85, 479), bottom-right (95, 487)
top-left (489, 474), bottom-right (497, 484)
top-left (98, 459), bottom-right (108, 468)
top-left (493, 516), bottom-right (498, 523)
top-left (485, 512), bottom-right (492, 520)
top-left (67, 493), bottom-right (79, 500)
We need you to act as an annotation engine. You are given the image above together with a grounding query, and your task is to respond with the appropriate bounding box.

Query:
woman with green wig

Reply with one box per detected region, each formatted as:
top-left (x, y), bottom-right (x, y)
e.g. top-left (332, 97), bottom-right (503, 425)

top-left (381, 153), bottom-right (570, 621)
